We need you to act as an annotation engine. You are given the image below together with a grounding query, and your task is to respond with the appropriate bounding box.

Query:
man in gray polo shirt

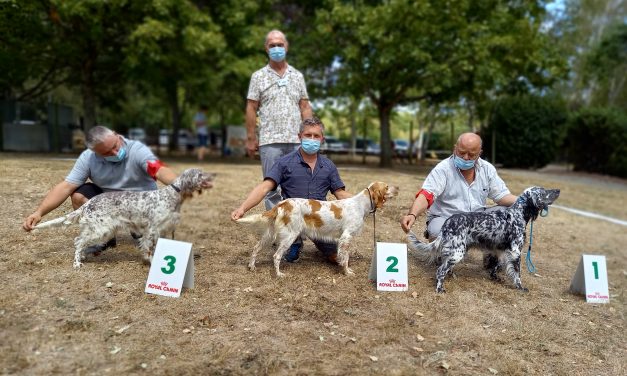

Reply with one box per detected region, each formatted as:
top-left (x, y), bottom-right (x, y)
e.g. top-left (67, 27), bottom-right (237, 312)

top-left (245, 29), bottom-right (312, 210)
top-left (400, 133), bottom-right (518, 239)
top-left (23, 126), bottom-right (178, 253)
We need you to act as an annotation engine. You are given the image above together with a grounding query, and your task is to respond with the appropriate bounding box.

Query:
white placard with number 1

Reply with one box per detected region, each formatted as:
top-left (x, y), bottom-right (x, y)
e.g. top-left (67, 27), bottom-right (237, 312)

top-left (570, 254), bottom-right (609, 304)
top-left (145, 238), bottom-right (194, 298)
top-left (374, 242), bottom-right (408, 291)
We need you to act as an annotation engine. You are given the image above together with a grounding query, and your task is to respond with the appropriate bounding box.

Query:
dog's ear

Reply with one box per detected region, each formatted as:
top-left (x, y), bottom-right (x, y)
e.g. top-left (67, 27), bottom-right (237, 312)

top-left (372, 182), bottom-right (388, 208)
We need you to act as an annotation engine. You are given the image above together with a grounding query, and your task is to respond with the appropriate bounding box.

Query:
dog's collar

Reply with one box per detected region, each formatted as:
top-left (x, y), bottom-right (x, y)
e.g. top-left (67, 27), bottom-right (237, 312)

top-left (170, 184), bottom-right (181, 192)
top-left (366, 188), bottom-right (376, 213)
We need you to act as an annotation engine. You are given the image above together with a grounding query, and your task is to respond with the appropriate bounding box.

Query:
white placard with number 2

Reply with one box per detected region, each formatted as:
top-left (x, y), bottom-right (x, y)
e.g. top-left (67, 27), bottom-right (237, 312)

top-left (375, 242), bottom-right (409, 292)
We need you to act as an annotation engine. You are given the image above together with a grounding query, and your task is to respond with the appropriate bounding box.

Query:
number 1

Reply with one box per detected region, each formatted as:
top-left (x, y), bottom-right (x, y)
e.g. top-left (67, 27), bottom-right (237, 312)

top-left (592, 261), bottom-right (599, 279)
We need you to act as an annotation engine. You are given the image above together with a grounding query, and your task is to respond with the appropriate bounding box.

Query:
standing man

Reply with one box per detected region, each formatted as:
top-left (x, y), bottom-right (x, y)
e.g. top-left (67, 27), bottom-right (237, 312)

top-left (193, 105), bottom-right (209, 161)
top-left (23, 126), bottom-right (178, 253)
top-left (232, 117), bottom-right (351, 263)
top-left (246, 29), bottom-right (313, 210)
top-left (400, 132), bottom-right (518, 239)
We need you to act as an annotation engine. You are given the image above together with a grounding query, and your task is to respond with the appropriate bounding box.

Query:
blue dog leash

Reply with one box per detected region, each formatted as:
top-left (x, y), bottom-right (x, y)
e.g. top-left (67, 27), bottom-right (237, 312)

top-left (526, 207), bottom-right (549, 273)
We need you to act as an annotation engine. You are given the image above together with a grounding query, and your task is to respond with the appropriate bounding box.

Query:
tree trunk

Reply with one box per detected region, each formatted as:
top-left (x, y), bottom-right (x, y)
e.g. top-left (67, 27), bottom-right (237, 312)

top-left (167, 81), bottom-right (181, 152)
top-left (378, 105), bottom-right (392, 168)
top-left (81, 62), bottom-right (97, 131)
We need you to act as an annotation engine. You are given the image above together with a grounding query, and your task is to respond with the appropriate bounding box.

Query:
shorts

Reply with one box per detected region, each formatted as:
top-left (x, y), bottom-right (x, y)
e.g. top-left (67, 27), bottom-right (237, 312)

top-left (197, 134), bottom-right (209, 147)
top-left (74, 182), bottom-right (104, 199)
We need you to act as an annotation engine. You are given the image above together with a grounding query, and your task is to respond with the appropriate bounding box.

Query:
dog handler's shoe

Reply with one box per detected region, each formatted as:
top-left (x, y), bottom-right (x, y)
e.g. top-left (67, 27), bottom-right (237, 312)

top-left (284, 243), bottom-right (302, 263)
top-left (84, 238), bottom-right (116, 256)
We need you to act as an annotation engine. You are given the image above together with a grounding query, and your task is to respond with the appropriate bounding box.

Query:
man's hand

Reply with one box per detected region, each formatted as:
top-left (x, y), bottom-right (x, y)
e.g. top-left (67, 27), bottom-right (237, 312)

top-left (23, 212), bottom-right (42, 232)
top-left (400, 214), bottom-right (416, 233)
top-left (231, 208), bottom-right (246, 221)
top-left (245, 138), bottom-right (258, 158)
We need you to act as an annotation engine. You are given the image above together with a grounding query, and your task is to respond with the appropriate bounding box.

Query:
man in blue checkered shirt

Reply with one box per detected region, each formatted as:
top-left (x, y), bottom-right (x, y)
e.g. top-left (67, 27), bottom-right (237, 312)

top-left (231, 117), bottom-right (352, 263)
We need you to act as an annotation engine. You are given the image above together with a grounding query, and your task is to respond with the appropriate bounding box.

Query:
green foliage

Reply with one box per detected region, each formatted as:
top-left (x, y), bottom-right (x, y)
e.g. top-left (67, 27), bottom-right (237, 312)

top-left (484, 94), bottom-right (567, 168)
top-left (565, 107), bottom-right (627, 177)
top-left (583, 23), bottom-right (627, 109)
top-left (310, 0), bottom-right (565, 167)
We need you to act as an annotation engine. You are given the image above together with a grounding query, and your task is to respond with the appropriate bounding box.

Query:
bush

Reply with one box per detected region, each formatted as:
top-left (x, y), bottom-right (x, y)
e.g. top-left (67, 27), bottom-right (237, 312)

top-left (565, 107), bottom-right (627, 178)
top-left (483, 94), bottom-right (567, 168)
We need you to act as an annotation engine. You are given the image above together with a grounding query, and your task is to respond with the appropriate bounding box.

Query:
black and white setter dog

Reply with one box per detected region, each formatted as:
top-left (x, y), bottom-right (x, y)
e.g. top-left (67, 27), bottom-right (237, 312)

top-left (35, 168), bottom-right (213, 268)
top-left (407, 186), bottom-right (560, 293)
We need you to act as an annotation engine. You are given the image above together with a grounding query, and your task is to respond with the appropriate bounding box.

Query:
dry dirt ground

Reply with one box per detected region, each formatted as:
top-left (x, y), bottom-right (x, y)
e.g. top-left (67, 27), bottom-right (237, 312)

top-left (1, 153), bottom-right (625, 375)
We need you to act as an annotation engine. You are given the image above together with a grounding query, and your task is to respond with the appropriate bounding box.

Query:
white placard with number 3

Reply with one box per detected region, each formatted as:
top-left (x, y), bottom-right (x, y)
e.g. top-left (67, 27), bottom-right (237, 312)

top-left (145, 238), bottom-right (194, 298)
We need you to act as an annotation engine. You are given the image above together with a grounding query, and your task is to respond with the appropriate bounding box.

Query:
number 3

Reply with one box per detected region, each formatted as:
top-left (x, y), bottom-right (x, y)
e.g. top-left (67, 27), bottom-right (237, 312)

top-left (161, 255), bottom-right (176, 274)
top-left (386, 256), bottom-right (399, 272)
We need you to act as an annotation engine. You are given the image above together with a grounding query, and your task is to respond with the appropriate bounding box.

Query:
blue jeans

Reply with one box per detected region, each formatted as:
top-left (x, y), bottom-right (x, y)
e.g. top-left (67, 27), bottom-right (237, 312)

top-left (259, 143), bottom-right (299, 210)
top-left (292, 236), bottom-right (337, 257)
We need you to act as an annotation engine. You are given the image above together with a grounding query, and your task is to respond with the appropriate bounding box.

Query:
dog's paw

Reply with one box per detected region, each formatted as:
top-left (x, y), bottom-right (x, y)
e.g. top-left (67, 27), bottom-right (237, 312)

top-left (73, 262), bottom-right (83, 269)
top-left (248, 263), bottom-right (256, 271)
top-left (517, 286), bottom-right (529, 293)
top-left (276, 271), bottom-right (286, 278)
top-left (344, 267), bottom-right (355, 276)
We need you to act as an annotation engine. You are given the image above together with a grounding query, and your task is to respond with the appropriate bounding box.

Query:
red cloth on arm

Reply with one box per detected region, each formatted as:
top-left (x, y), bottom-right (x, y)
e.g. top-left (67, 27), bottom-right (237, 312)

top-left (415, 189), bottom-right (434, 208)
top-left (146, 160), bottom-right (165, 180)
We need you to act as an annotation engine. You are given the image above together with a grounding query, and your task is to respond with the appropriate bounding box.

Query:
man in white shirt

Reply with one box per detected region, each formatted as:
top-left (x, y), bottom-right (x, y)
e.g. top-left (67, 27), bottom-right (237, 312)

top-left (245, 29), bottom-right (312, 210)
top-left (401, 132), bottom-right (518, 239)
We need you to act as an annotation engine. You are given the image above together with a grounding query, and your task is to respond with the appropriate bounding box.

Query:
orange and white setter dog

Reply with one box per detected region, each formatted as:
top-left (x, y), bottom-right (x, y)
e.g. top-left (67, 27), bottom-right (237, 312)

top-left (237, 182), bottom-right (398, 277)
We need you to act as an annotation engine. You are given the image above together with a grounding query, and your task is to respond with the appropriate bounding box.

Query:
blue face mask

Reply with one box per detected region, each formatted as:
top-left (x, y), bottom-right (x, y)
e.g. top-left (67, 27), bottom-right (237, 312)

top-left (104, 146), bottom-right (127, 162)
top-left (301, 139), bottom-right (321, 155)
top-left (453, 155), bottom-right (475, 170)
top-left (268, 46), bottom-right (286, 62)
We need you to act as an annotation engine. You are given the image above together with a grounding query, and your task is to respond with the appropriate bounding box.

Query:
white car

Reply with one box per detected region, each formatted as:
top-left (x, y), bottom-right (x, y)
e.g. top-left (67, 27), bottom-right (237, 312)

top-left (128, 128), bottom-right (147, 144)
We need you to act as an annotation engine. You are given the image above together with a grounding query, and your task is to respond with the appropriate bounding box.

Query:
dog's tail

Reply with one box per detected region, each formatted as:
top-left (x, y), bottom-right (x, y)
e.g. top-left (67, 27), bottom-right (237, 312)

top-left (235, 213), bottom-right (273, 232)
top-left (33, 208), bottom-right (83, 230)
top-left (407, 231), bottom-right (441, 265)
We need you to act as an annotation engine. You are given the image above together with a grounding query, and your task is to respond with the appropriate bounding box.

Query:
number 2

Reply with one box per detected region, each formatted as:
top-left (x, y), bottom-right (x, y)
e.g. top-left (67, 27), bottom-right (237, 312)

top-left (161, 255), bottom-right (176, 274)
top-left (386, 256), bottom-right (399, 272)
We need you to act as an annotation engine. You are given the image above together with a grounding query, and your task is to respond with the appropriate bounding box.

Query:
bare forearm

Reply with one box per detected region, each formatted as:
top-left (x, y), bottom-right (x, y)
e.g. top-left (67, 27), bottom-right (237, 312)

top-left (245, 101), bottom-right (258, 139)
top-left (333, 189), bottom-right (352, 200)
top-left (300, 99), bottom-right (312, 119)
top-left (497, 194), bottom-right (518, 207)
top-left (156, 166), bottom-right (178, 185)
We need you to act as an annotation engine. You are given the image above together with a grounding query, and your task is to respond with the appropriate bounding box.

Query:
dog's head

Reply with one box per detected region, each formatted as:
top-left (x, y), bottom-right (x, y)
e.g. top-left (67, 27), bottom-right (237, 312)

top-left (518, 186), bottom-right (560, 221)
top-left (367, 182), bottom-right (399, 209)
top-left (175, 168), bottom-right (214, 199)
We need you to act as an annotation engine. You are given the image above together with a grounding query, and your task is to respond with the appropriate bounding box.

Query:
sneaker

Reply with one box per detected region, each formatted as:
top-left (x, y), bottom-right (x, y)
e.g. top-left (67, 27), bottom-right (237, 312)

top-left (83, 238), bottom-right (116, 256)
top-left (130, 232), bottom-right (142, 246)
top-left (284, 243), bottom-right (302, 263)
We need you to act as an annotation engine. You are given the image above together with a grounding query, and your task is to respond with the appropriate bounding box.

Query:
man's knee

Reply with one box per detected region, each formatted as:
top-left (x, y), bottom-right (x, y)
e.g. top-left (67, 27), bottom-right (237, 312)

top-left (70, 191), bottom-right (89, 209)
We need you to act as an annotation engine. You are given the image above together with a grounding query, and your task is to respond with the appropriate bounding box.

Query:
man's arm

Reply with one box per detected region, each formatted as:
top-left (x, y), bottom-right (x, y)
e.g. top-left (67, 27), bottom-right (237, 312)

top-left (245, 99), bottom-right (259, 158)
top-left (400, 194), bottom-right (430, 233)
top-left (496, 193), bottom-right (518, 207)
top-left (231, 179), bottom-right (277, 220)
top-left (299, 98), bottom-right (312, 119)
top-left (155, 166), bottom-right (178, 185)
top-left (332, 188), bottom-right (352, 200)
top-left (22, 180), bottom-right (79, 231)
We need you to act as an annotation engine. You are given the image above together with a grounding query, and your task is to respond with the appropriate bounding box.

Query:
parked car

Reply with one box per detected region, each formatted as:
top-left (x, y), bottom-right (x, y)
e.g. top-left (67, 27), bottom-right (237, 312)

top-left (127, 128), bottom-right (147, 144)
top-left (393, 139), bottom-right (410, 157)
top-left (322, 135), bottom-right (349, 154)
top-left (159, 129), bottom-right (195, 150)
top-left (355, 138), bottom-right (380, 155)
